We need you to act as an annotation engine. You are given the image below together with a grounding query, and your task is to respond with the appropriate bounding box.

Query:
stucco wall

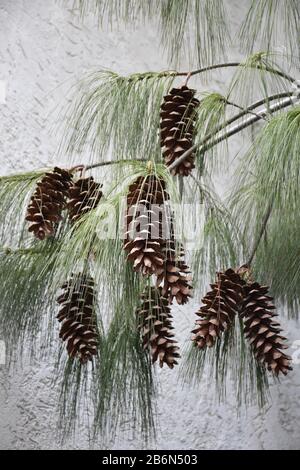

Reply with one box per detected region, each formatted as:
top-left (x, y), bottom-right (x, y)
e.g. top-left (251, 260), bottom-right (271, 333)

top-left (0, 0), bottom-right (299, 450)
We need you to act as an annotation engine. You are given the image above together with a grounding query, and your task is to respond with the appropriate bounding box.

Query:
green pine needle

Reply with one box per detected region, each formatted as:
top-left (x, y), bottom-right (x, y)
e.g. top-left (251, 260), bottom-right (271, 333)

top-left (239, 0), bottom-right (300, 64)
top-left (60, 70), bottom-right (175, 165)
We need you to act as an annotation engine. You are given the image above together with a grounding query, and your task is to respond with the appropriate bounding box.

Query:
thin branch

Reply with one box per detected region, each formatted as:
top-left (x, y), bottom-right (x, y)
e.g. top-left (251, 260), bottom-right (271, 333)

top-left (85, 158), bottom-right (148, 171)
top-left (247, 202), bottom-right (273, 266)
top-left (168, 94), bottom-right (298, 172)
top-left (202, 92), bottom-right (294, 145)
top-left (81, 93), bottom-right (296, 174)
top-left (225, 99), bottom-right (268, 122)
top-left (165, 62), bottom-right (297, 86)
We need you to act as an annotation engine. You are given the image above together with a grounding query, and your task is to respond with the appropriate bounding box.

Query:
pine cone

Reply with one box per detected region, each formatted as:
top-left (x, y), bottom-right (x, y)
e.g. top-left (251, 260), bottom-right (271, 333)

top-left (137, 287), bottom-right (180, 368)
top-left (157, 237), bottom-right (192, 305)
top-left (67, 176), bottom-right (103, 224)
top-left (26, 167), bottom-right (72, 240)
top-left (124, 175), bottom-right (169, 276)
top-left (192, 269), bottom-right (245, 348)
top-left (241, 282), bottom-right (292, 376)
top-left (56, 273), bottom-right (98, 364)
top-left (160, 85), bottom-right (199, 176)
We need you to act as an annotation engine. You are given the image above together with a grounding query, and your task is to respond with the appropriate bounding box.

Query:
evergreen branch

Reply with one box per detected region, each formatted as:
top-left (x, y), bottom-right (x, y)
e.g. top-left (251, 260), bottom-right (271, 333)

top-left (177, 62), bottom-right (298, 86)
top-left (231, 106), bottom-right (300, 317)
top-left (169, 94), bottom-right (298, 172)
top-left (85, 158), bottom-right (148, 171)
top-left (225, 99), bottom-right (268, 122)
top-left (201, 92), bottom-right (295, 146)
top-left (82, 92), bottom-right (295, 170)
top-left (62, 70), bottom-right (175, 164)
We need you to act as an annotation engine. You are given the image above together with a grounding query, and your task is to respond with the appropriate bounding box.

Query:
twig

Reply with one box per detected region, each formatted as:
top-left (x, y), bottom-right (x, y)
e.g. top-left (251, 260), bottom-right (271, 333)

top-left (80, 93), bottom-right (297, 174)
top-left (85, 158), bottom-right (148, 171)
top-left (166, 62), bottom-right (298, 86)
top-left (247, 202), bottom-right (273, 266)
top-left (168, 94), bottom-right (298, 172)
top-left (225, 99), bottom-right (268, 122)
top-left (201, 92), bottom-right (294, 146)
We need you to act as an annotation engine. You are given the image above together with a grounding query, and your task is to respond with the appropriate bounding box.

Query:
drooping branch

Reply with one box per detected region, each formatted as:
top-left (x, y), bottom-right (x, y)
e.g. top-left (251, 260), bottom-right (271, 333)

top-left (137, 62), bottom-right (298, 87)
top-left (176, 62), bottom-right (298, 86)
top-left (85, 159), bottom-right (148, 171)
top-left (202, 92), bottom-right (295, 146)
top-left (79, 93), bottom-right (298, 174)
top-left (168, 94), bottom-right (298, 172)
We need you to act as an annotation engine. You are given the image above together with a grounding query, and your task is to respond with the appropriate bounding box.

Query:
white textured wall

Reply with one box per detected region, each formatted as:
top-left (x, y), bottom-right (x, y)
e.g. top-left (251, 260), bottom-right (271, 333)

top-left (0, 0), bottom-right (299, 450)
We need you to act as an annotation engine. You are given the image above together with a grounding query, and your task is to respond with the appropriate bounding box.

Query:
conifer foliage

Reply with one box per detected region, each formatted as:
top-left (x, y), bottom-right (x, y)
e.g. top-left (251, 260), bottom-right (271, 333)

top-left (1, 0), bottom-right (299, 440)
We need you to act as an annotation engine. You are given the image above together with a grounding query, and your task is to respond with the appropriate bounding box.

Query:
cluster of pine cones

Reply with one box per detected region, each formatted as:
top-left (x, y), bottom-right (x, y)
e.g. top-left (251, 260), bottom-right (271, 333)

top-left (124, 173), bottom-right (192, 368)
top-left (24, 83), bottom-right (292, 377)
top-left (192, 268), bottom-right (292, 376)
top-left (26, 167), bottom-right (103, 364)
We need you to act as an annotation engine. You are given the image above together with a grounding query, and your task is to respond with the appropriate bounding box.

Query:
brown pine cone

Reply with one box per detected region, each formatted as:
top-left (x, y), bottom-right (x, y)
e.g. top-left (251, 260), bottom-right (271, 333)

top-left (124, 175), bottom-right (169, 276)
top-left (241, 282), bottom-right (292, 376)
top-left (157, 239), bottom-right (192, 305)
top-left (192, 269), bottom-right (245, 348)
top-left (160, 85), bottom-right (199, 176)
top-left (67, 176), bottom-right (103, 224)
top-left (56, 272), bottom-right (98, 364)
top-left (137, 287), bottom-right (180, 368)
top-left (26, 167), bottom-right (72, 240)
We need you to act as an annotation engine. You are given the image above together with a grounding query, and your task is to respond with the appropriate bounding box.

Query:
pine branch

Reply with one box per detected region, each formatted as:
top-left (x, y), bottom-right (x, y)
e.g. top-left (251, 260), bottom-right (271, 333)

top-left (85, 158), bottom-right (148, 171)
top-left (168, 94), bottom-right (298, 172)
top-left (177, 62), bottom-right (298, 86)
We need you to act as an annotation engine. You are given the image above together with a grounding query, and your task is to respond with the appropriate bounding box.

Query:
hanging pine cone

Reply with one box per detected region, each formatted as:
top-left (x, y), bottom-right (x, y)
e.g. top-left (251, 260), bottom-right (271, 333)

top-left (136, 287), bottom-right (180, 368)
top-left (124, 175), bottom-right (169, 276)
top-left (26, 167), bottom-right (72, 240)
top-left (192, 269), bottom-right (245, 348)
top-left (160, 85), bottom-right (199, 176)
top-left (157, 234), bottom-right (192, 305)
top-left (241, 282), bottom-right (292, 376)
top-left (67, 176), bottom-right (103, 224)
top-left (56, 272), bottom-right (98, 364)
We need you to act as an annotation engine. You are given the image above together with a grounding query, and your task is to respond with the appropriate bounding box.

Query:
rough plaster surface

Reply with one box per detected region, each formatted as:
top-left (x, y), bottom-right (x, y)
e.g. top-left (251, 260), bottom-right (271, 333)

top-left (0, 0), bottom-right (299, 450)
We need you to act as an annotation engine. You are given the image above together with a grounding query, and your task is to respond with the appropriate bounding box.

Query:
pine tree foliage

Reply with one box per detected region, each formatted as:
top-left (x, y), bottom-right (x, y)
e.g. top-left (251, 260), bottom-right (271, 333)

top-left (232, 107), bottom-right (300, 316)
top-left (69, 0), bottom-right (229, 67)
top-left (62, 70), bottom-right (175, 164)
top-left (69, 0), bottom-right (300, 67)
top-left (227, 53), bottom-right (296, 108)
top-left (239, 0), bottom-right (300, 61)
top-left (1, 0), bottom-right (300, 444)
top-left (0, 242), bottom-right (59, 359)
